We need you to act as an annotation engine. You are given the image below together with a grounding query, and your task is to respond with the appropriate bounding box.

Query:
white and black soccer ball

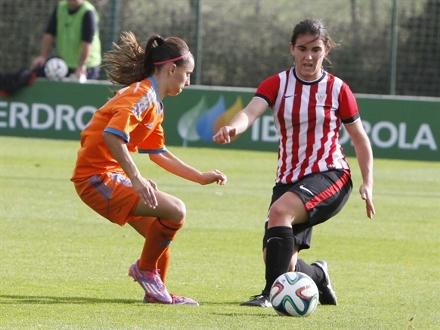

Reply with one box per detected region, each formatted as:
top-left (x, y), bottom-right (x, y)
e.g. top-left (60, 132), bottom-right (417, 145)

top-left (270, 271), bottom-right (319, 317)
top-left (44, 57), bottom-right (68, 81)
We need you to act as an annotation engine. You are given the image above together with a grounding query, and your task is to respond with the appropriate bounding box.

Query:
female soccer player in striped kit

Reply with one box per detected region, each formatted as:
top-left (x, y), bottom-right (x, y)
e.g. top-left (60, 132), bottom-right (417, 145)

top-left (214, 19), bottom-right (375, 307)
top-left (72, 32), bottom-right (226, 305)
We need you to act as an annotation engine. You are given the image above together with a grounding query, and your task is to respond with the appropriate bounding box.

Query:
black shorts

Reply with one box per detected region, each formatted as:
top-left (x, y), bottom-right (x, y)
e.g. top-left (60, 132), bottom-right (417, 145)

top-left (262, 169), bottom-right (352, 251)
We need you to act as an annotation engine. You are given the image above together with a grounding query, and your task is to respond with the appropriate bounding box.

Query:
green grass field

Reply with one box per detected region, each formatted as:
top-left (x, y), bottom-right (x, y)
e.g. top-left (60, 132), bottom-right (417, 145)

top-left (0, 136), bottom-right (439, 329)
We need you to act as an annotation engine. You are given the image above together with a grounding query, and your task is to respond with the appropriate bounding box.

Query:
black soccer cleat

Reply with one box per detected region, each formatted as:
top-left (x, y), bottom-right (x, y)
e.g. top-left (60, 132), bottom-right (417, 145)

top-left (312, 260), bottom-right (338, 305)
top-left (240, 294), bottom-right (272, 307)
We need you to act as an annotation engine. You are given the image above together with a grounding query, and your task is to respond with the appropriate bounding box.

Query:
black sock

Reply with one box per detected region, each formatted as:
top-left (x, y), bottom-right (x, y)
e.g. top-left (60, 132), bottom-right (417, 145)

top-left (262, 226), bottom-right (294, 295)
top-left (295, 258), bottom-right (325, 287)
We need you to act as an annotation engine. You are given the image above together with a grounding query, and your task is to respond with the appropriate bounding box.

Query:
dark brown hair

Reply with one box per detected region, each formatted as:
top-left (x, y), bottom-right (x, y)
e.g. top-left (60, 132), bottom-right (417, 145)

top-left (103, 32), bottom-right (191, 86)
top-left (291, 19), bottom-right (336, 52)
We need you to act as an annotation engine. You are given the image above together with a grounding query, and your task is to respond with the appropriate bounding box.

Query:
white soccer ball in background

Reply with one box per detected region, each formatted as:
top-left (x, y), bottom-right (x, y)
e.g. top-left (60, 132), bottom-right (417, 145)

top-left (270, 271), bottom-right (319, 317)
top-left (44, 57), bottom-right (68, 81)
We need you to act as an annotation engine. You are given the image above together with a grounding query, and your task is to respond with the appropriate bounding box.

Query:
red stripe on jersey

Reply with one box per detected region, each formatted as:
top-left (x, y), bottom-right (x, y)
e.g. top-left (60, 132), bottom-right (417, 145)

top-left (276, 70), bottom-right (290, 182)
top-left (284, 80), bottom-right (303, 183)
top-left (325, 116), bottom-right (340, 167)
top-left (298, 82), bottom-right (319, 178)
top-left (304, 170), bottom-right (351, 210)
top-left (311, 75), bottom-right (334, 172)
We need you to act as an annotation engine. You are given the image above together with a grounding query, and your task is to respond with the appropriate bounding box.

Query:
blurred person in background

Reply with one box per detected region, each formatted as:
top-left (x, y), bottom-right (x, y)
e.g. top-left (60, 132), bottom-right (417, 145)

top-left (0, 70), bottom-right (36, 96)
top-left (71, 31), bottom-right (227, 305)
top-left (214, 18), bottom-right (375, 307)
top-left (31, 0), bottom-right (101, 81)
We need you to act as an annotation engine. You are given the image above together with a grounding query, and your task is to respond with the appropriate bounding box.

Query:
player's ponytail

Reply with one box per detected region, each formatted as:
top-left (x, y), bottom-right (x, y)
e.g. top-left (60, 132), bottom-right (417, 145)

top-left (104, 32), bottom-right (192, 86)
top-left (103, 31), bottom-right (146, 85)
top-left (143, 34), bottom-right (166, 76)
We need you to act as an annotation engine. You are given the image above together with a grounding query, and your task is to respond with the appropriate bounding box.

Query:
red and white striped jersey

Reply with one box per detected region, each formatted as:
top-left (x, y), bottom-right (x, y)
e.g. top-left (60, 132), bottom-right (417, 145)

top-left (255, 68), bottom-right (360, 184)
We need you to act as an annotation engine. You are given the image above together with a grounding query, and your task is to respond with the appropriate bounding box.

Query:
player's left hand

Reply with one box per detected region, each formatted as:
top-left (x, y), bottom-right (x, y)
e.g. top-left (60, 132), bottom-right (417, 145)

top-left (359, 183), bottom-right (375, 219)
top-left (199, 170), bottom-right (227, 185)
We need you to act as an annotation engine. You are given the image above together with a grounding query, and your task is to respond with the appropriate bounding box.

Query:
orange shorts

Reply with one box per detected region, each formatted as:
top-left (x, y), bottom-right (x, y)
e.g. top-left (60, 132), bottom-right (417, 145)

top-left (73, 172), bottom-right (144, 226)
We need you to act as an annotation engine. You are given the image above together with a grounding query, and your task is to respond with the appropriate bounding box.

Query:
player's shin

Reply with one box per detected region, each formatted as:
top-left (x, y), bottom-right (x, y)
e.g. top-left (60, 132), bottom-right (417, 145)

top-left (139, 218), bottom-right (183, 271)
top-left (262, 226), bottom-right (294, 295)
top-left (295, 258), bottom-right (324, 284)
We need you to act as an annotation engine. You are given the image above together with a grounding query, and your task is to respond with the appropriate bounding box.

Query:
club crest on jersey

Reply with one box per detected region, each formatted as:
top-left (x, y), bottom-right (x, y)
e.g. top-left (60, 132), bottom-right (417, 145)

top-left (316, 93), bottom-right (326, 103)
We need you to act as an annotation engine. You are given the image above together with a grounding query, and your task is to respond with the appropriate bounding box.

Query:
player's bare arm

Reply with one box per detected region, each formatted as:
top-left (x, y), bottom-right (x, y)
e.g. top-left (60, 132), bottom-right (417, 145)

top-left (213, 97), bottom-right (268, 144)
top-left (344, 120), bottom-right (375, 219)
top-left (103, 132), bottom-right (158, 208)
top-left (149, 150), bottom-right (227, 185)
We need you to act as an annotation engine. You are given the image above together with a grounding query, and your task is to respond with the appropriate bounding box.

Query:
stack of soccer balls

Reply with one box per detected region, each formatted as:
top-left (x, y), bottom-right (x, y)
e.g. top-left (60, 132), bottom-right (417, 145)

top-left (270, 271), bottom-right (319, 317)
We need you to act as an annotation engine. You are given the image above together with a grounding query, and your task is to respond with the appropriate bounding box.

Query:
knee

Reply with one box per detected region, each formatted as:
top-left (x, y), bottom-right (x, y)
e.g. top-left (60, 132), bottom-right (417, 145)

top-left (267, 203), bottom-right (291, 226)
top-left (268, 203), bottom-right (284, 220)
top-left (171, 198), bottom-right (186, 223)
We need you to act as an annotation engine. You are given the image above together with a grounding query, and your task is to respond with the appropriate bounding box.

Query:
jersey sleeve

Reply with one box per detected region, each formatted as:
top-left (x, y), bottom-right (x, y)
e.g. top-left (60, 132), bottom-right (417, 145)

top-left (137, 124), bottom-right (166, 154)
top-left (338, 83), bottom-right (360, 124)
top-left (255, 74), bottom-right (280, 107)
top-left (81, 10), bottom-right (96, 43)
top-left (104, 108), bottom-right (139, 143)
top-left (45, 7), bottom-right (57, 35)
top-left (103, 82), bottom-right (157, 143)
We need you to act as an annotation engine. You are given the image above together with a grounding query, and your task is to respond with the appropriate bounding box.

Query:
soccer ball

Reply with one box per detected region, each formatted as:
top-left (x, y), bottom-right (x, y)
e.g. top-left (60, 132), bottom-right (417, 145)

top-left (44, 57), bottom-right (68, 81)
top-left (270, 271), bottom-right (319, 317)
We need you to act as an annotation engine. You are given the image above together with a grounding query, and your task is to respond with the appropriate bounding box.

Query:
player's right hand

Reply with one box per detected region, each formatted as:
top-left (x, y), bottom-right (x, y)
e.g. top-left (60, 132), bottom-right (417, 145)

top-left (132, 176), bottom-right (158, 209)
top-left (213, 126), bottom-right (237, 144)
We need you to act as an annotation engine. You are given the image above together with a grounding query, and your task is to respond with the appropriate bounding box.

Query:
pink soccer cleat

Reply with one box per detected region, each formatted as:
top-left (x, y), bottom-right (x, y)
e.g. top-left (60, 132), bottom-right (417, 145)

top-left (128, 261), bottom-right (172, 304)
top-left (144, 293), bottom-right (199, 306)
top-left (170, 294), bottom-right (199, 306)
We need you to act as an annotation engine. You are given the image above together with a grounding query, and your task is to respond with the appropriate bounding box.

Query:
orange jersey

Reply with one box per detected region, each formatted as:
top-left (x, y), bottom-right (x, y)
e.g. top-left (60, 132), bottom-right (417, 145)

top-left (71, 78), bottom-right (165, 182)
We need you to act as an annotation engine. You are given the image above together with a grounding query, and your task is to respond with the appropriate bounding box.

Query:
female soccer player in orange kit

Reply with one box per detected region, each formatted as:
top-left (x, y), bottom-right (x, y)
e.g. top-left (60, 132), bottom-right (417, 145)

top-left (214, 19), bottom-right (375, 307)
top-left (71, 32), bottom-right (227, 305)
